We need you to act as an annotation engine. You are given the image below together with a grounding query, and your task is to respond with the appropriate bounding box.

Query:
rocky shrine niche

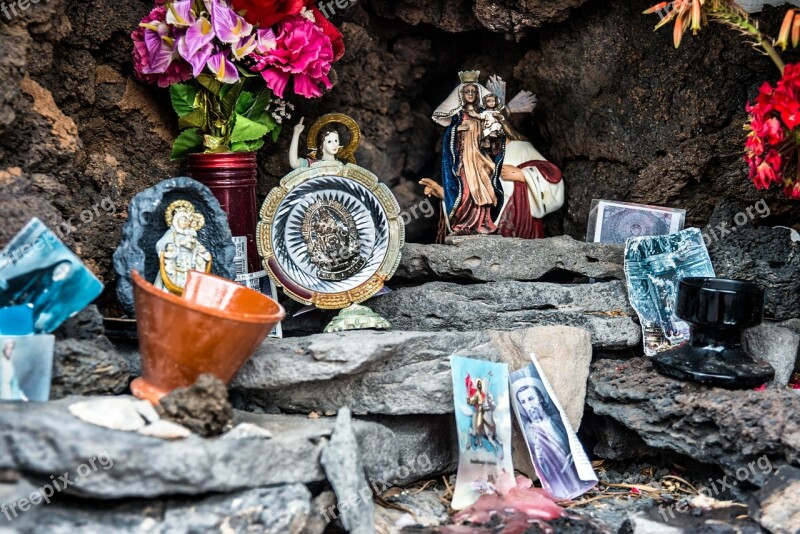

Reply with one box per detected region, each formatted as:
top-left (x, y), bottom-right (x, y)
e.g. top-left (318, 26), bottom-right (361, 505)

top-left (0, 0), bottom-right (799, 533)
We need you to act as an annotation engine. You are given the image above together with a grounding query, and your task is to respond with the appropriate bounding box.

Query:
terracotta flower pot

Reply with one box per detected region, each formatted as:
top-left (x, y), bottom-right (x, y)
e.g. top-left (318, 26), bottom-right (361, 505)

top-left (130, 270), bottom-right (284, 404)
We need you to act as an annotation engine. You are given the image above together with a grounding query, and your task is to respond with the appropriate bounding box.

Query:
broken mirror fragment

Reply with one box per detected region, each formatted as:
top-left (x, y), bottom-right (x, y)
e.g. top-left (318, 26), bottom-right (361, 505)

top-left (624, 228), bottom-right (716, 356)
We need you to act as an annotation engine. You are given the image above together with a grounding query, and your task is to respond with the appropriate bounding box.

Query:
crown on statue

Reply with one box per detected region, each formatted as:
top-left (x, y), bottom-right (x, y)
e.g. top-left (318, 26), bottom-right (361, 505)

top-left (458, 70), bottom-right (481, 84)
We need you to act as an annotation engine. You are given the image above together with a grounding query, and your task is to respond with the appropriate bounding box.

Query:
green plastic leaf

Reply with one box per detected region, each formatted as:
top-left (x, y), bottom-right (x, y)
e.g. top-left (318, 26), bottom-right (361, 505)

top-left (170, 83), bottom-right (197, 117)
top-left (178, 108), bottom-right (206, 130)
top-left (271, 124), bottom-right (282, 142)
top-left (221, 82), bottom-right (244, 118)
top-left (231, 113), bottom-right (270, 143)
top-left (231, 138), bottom-right (265, 152)
top-left (235, 91), bottom-right (256, 115)
top-left (170, 128), bottom-right (204, 160)
top-left (196, 74), bottom-right (222, 95)
top-left (246, 88), bottom-right (272, 118)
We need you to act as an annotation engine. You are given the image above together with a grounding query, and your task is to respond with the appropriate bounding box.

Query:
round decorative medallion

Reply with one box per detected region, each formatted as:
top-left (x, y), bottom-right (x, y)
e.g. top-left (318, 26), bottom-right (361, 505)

top-left (257, 161), bottom-right (404, 310)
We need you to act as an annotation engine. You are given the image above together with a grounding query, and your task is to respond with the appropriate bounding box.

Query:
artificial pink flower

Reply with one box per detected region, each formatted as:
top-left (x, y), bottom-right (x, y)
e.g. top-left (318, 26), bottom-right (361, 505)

top-left (249, 14), bottom-right (333, 98)
top-left (132, 6), bottom-right (191, 88)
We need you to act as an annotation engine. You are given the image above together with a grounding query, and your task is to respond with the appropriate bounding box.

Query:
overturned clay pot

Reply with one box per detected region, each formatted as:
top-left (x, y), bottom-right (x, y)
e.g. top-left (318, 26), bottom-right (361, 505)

top-left (130, 270), bottom-right (285, 404)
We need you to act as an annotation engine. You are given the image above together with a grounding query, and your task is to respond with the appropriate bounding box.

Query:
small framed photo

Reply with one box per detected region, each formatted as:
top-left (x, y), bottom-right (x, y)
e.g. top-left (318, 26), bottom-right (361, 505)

top-left (0, 334), bottom-right (55, 402)
top-left (586, 200), bottom-right (685, 244)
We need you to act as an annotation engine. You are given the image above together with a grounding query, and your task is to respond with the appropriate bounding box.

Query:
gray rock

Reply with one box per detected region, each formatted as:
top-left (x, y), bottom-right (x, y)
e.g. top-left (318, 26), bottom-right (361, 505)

top-left (706, 200), bottom-right (800, 321)
top-left (368, 280), bottom-right (640, 349)
top-left (232, 327), bottom-right (597, 416)
top-left (394, 235), bottom-right (624, 283)
top-left (0, 398), bottom-right (413, 499)
top-left (587, 357), bottom-right (800, 486)
top-left (320, 408), bottom-right (375, 534)
top-left (112, 177), bottom-right (236, 315)
top-left (749, 465), bottom-right (800, 534)
top-left (233, 410), bottom-right (401, 484)
top-left (374, 487), bottom-right (449, 532)
top-left (361, 414), bottom-right (458, 484)
top-left (622, 505), bottom-right (762, 534)
top-left (8, 483), bottom-right (314, 534)
top-left (743, 323), bottom-right (800, 386)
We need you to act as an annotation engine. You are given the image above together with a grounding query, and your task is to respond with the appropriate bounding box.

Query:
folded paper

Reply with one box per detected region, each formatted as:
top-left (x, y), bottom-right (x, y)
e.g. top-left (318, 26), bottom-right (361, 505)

top-left (510, 357), bottom-right (598, 501)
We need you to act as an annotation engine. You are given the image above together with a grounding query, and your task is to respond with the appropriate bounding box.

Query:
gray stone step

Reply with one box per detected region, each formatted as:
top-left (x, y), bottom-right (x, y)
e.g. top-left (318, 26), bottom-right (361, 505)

top-left (368, 280), bottom-right (640, 349)
top-left (395, 235), bottom-right (624, 283)
top-left (0, 398), bottom-right (447, 499)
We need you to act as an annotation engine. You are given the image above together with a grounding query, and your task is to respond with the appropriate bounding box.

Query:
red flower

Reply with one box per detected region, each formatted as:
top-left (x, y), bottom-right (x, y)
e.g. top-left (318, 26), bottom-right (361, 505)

top-left (744, 62), bottom-right (800, 200)
top-left (308, 6), bottom-right (344, 61)
top-left (232, 0), bottom-right (344, 60)
top-left (233, 0), bottom-right (308, 29)
top-left (232, 0), bottom-right (307, 28)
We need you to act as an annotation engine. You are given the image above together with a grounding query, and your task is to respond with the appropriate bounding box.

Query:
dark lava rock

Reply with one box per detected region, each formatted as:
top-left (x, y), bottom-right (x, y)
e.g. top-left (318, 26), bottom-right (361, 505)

top-left (749, 465), bottom-right (800, 534)
top-left (54, 304), bottom-right (107, 342)
top-left (156, 374), bottom-right (233, 437)
top-left (587, 357), bottom-right (800, 486)
top-left (50, 338), bottom-right (136, 398)
top-left (706, 200), bottom-right (800, 321)
top-left (112, 177), bottom-right (236, 315)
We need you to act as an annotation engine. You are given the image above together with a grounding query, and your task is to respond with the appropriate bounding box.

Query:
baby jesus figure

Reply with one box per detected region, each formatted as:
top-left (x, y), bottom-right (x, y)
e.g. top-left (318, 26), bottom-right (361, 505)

top-left (480, 93), bottom-right (504, 149)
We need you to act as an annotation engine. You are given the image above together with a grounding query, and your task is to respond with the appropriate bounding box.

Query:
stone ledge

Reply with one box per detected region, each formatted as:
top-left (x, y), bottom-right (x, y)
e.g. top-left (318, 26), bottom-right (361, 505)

top-left (587, 357), bottom-right (800, 485)
top-left (394, 235), bottom-right (624, 283)
top-left (369, 280), bottom-right (640, 349)
top-left (0, 398), bottom-right (447, 499)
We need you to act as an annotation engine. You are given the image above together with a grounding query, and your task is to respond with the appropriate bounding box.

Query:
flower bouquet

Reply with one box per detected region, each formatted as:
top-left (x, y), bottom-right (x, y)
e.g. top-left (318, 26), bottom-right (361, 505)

top-left (132, 0), bottom-right (344, 159)
top-left (645, 0), bottom-right (800, 199)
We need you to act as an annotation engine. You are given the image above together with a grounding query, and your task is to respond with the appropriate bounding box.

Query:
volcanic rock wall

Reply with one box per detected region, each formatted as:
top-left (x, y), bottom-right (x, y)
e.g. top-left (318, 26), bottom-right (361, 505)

top-left (1, 0), bottom-right (797, 313)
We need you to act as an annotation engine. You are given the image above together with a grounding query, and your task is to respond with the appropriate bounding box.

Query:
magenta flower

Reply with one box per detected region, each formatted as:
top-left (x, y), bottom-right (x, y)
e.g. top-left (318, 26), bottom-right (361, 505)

top-left (232, 34), bottom-right (258, 60)
top-left (211, 0), bottom-right (253, 44)
top-left (132, 6), bottom-right (191, 88)
top-left (207, 50), bottom-right (240, 83)
top-left (249, 14), bottom-right (333, 99)
top-left (254, 28), bottom-right (276, 54)
top-left (178, 15), bottom-right (215, 70)
top-left (166, 0), bottom-right (195, 27)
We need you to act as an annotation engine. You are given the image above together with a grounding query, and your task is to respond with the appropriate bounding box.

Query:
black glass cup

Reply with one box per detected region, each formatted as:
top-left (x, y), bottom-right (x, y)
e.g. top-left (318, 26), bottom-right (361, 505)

top-left (652, 277), bottom-right (775, 389)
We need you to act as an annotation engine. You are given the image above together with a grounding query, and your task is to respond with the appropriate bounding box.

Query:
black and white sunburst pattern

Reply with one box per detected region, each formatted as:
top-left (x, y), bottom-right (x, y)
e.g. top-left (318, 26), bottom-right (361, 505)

top-left (271, 176), bottom-right (389, 293)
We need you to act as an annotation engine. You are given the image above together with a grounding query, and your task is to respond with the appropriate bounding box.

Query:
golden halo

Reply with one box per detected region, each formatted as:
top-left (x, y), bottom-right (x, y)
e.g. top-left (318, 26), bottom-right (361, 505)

top-left (306, 113), bottom-right (361, 164)
top-left (164, 200), bottom-right (195, 227)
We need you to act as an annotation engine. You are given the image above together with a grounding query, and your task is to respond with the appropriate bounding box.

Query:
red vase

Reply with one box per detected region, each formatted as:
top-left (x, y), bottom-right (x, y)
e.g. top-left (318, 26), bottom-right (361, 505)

top-left (186, 152), bottom-right (264, 290)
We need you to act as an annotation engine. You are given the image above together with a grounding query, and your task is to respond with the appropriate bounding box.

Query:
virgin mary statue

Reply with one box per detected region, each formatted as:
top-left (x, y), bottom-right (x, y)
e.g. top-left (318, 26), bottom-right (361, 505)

top-left (432, 70), bottom-right (506, 235)
top-left (426, 71), bottom-right (565, 239)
